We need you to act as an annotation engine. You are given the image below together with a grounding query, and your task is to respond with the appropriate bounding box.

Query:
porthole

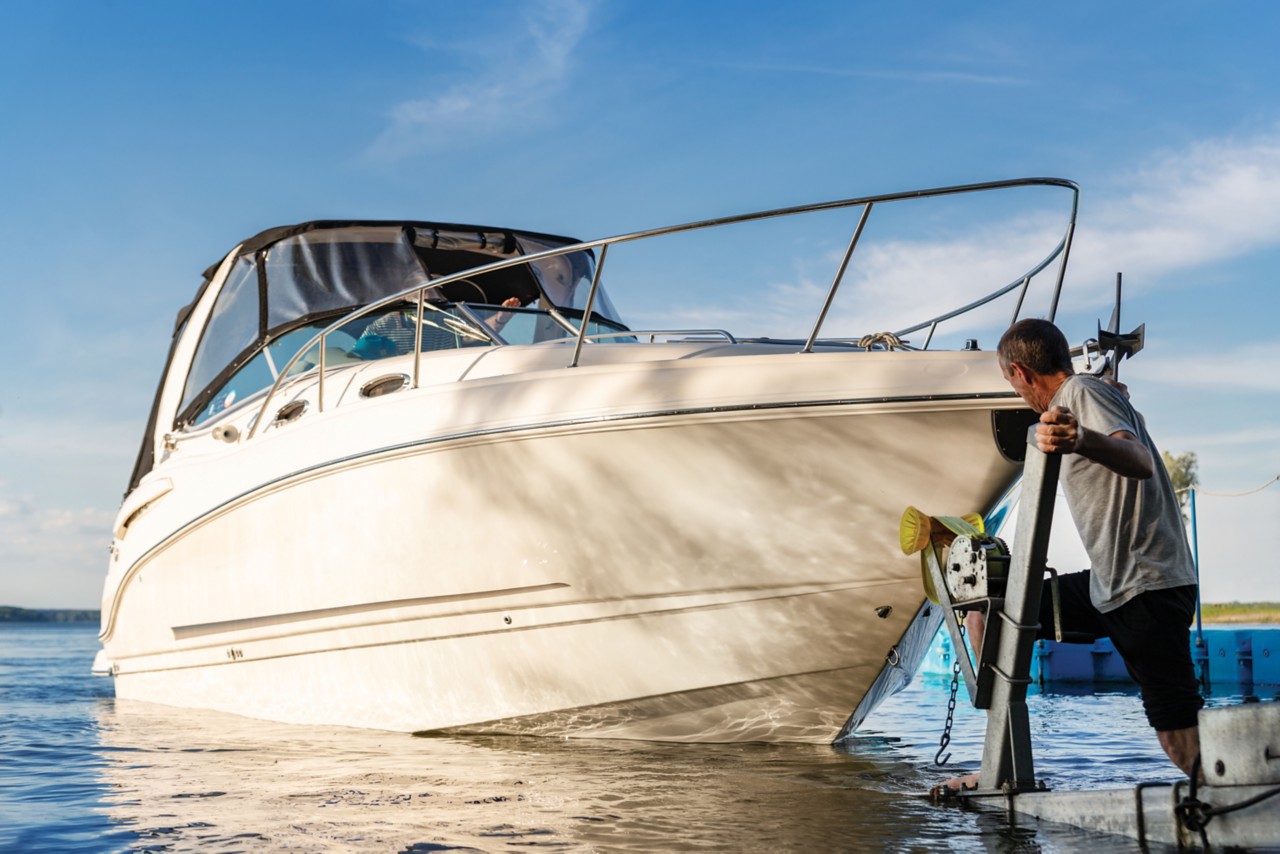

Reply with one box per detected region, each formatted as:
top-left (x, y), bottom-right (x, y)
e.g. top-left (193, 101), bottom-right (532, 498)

top-left (361, 374), bottom-right (410, 398)
top-left (273, 400), bottom-right (308, 426)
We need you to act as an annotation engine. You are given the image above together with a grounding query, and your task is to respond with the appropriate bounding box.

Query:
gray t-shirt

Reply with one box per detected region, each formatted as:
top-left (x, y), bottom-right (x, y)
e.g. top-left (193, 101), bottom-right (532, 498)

top-left (1051, 375), bottom-right (1197, 612)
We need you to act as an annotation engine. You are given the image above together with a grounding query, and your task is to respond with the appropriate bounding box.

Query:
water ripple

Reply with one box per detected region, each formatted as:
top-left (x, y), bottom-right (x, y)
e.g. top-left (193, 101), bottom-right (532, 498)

top-left (0, 624), bottom-right (1209, 852)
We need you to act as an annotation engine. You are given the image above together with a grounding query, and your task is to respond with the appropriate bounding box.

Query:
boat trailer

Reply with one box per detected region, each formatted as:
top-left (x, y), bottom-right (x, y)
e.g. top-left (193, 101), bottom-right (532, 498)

top-left (921, 426), bottom-right (1280, 849)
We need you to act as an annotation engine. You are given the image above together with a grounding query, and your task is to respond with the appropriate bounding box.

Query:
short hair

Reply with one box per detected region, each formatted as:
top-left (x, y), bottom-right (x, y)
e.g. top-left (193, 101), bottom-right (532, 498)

top-left (997, 318), bottom-right (1073, 375)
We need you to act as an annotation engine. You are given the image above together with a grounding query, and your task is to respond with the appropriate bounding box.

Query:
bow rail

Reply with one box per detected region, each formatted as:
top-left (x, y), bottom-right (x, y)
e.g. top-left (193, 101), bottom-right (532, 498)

top-left (248, 177), bottom-right (1079, 440)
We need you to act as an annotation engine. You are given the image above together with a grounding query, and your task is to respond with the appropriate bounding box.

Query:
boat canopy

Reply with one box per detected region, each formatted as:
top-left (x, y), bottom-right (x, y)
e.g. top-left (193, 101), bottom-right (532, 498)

top-left (127, 220), bottom-right (609, 494)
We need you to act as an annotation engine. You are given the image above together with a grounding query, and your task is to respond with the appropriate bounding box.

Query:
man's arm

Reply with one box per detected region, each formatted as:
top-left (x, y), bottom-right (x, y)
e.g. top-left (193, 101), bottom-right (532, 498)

top-left (1036, 406), bottom-right (1154, 479)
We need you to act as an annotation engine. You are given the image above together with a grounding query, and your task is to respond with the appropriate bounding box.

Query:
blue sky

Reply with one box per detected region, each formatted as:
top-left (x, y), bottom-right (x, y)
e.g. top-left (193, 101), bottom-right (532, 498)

top-left (1, 1), bottom-right (1277, 609)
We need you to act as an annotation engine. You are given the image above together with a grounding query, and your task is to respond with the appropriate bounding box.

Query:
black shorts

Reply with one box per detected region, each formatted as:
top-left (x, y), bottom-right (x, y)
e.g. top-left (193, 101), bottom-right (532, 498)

top-left (1037, 571), bottom-right (1203, 732)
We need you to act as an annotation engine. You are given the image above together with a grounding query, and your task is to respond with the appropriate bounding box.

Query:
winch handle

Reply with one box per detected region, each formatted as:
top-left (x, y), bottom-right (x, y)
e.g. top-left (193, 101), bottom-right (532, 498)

top-left (1045, 568), bottom-right (1063, 642)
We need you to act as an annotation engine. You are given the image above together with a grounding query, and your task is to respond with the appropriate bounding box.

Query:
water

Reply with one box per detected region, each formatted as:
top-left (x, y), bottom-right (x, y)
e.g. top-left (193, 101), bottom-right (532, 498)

top-left (0, 625), bottom-right (1229, 852)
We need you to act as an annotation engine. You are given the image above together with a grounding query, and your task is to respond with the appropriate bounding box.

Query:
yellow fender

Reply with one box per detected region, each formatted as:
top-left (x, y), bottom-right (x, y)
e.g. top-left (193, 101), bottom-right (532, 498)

top-left (900, 506), bottom-right (984, 603)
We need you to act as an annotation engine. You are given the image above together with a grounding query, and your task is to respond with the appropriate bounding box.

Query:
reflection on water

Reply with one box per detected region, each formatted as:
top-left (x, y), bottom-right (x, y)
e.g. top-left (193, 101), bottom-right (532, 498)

top-left (3, 626), bottom-right (1196, 851)
top-left (96, 699), bottom-right (937, 851)
top-left (91, 686), bottom-right (1167, 852)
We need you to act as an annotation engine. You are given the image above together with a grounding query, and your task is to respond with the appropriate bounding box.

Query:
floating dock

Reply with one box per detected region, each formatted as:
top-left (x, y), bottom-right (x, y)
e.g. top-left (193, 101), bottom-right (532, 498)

top-left (995, 702), bottom-right (1280, 849)
top-left (923, 626), bottom-right (1280, 694)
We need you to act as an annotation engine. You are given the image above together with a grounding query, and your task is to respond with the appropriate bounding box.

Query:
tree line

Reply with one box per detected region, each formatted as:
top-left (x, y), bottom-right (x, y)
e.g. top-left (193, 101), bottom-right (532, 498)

top-left (0, 606), bottom-right (100, 623)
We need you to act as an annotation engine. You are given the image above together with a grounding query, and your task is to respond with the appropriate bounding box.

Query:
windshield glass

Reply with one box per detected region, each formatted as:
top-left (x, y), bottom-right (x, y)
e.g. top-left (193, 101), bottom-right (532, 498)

top-left (193, 320), bottom-right (362, 426)
top-left (178, 223), bottom-right (623, 428)
top-left (180, 256), bottom-right (261, 417)
top-left (517, 237), bottom-right (621, 323)
top-left (470, 304), bottom-right (632, 345)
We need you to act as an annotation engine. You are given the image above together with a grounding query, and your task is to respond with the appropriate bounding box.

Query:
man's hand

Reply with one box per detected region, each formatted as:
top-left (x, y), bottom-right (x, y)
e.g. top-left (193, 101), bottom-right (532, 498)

top-left (490, 296), bottom-right (523, 331)
top-left (1036, 406), bottom-right (1084, 455)
top-left (1037, 405), bottom-right (1154, 478)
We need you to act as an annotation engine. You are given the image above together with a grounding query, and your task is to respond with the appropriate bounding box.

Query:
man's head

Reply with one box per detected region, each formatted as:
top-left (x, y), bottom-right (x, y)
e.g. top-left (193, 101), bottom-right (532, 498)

top-left (997, 318), bottom-right (1074, 411)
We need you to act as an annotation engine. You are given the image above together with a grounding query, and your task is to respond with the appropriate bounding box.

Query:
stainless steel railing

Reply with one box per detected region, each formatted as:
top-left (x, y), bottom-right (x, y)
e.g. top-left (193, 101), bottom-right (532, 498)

top-left (248, 177), bottom-right (1078, 439)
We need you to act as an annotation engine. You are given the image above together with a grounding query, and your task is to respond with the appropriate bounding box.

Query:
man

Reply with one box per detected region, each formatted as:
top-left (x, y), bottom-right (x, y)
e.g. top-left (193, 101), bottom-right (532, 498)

top-left (951, 318), bottom-right (1202, 787)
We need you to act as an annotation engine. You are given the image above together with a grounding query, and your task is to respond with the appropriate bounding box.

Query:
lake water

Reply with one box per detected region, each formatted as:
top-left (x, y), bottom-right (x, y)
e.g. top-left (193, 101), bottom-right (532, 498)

top-left (1, 624), bottom-right (1241, 852)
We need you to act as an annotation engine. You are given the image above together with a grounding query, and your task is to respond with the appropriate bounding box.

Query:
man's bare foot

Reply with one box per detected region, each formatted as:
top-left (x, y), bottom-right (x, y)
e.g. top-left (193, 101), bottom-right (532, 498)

top-left (929, 772), bottom-right (980, 802)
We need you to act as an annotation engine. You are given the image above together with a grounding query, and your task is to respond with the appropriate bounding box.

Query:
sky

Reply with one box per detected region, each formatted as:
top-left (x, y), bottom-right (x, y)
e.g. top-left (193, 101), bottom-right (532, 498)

top-left (1, 0), bottom-right (1277, 609)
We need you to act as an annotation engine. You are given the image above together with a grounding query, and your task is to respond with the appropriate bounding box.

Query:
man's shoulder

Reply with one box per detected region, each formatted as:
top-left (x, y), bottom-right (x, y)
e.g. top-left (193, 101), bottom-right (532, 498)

top-left (1056, 374), bottom-right (1140, 432)
top-left (1059, 373), bottom-right (1124, 404)
top-left (1055, 373), bottom-right (1104, 404)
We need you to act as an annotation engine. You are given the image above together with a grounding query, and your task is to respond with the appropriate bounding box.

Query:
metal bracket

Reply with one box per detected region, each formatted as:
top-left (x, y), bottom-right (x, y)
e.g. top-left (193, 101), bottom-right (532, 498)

top-left (933, 427), bottom-right (1062, 799)
top-left (923, 549), bottom-right (1004, 709)
top-left (976, 429), bottom-right (1061, 795)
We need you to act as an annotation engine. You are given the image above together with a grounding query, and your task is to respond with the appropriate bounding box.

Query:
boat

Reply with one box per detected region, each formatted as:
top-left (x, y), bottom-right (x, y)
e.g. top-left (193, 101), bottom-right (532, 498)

top-left (96, 178), bottom-right (1080, 742)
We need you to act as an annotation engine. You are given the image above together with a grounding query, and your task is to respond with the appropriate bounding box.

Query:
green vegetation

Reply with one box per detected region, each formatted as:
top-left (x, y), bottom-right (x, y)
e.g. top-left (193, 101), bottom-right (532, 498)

top-left (0, 606), bottom-right (100, 624)
top-left (1200, 602), bottom-right (1280, 624)
top-left (1162, 450), bottom-right (1199, 521)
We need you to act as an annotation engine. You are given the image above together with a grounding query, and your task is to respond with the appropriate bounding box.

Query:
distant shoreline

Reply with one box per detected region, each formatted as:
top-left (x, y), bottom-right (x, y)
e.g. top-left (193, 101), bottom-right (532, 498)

top-left (1199, 602), bottom-right (1280, 625)
top-left (0, 606), bottom-right (101, 624)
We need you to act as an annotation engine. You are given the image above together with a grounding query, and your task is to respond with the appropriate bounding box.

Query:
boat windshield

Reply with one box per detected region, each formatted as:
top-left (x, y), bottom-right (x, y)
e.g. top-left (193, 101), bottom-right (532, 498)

top-left (177, 224), bottom-right (615, 428)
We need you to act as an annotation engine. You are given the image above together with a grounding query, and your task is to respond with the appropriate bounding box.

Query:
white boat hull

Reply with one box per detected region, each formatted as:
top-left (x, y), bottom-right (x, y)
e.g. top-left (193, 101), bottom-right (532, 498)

top-left (102, 345), bottom-right (1024, 741)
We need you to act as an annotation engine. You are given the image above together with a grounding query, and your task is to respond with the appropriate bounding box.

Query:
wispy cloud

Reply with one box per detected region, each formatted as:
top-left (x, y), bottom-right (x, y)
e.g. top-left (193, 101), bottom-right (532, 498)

top-left (725, 61), bottom-right (1024, 87)
top-left (0, 485), bottom-right (114, 606)
top-left (1164, 423), bottom-right (1280, 450)
top-left (1137, 341), bottom-right (1280, 393)
top-left (365, 0), bottom-right (594, 161)
top-left (620, 129), bottom-right (1280, 354)
top-left (1073, 134), bottom-right (1280, 292)
top-left (720, 130), bottom-right (1280, 342)
top-left (0, 492), bottom-right (113, 556)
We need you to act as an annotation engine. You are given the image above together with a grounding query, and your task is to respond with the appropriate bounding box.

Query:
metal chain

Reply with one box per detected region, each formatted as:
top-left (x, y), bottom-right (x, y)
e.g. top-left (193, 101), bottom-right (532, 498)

top-left (934, 622), bottom-right (966, 767)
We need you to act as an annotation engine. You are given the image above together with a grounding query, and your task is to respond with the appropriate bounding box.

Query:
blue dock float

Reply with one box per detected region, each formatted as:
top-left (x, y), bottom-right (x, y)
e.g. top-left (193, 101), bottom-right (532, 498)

top-left (1253, 628), bottom-right (1280, 686)
top-left (921, 625), bottom-right (1280, 691)
top-left (1206, 629), bottom-right (1253, 686)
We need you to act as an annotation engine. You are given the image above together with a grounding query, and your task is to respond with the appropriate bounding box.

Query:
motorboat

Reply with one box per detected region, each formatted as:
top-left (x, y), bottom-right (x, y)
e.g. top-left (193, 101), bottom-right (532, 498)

top-left (96, 178), bottom-right (1079, 742)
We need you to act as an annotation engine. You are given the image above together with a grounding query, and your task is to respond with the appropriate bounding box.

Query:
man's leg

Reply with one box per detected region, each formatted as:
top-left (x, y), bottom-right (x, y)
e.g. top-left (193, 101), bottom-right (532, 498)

top-left (1158, 726), bottom-right (1201, 778)
top-left (964, 610), bottom-right (985, 658)
top-left (1101, 586), bottom-right (1204, 778)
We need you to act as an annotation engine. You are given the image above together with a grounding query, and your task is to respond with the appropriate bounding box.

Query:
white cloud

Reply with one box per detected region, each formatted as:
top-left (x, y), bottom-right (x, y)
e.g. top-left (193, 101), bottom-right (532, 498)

top-left (0, 412), bottom-right (140, 516)
top-left (654, 207), bottom-right (1070, 341)
top-left (1136, 341), bottom-right (1280, 393)
top-left (0, 487), bottom-right (113, 556)
top-left (677, 129), bottom-right (1280, 344)
top-left (842, 131), bottom-right (1280, 330)
top-left (0, 485), bottom-right (113, 608)
top-left (365, 0), bottom-right (594, 161)
top-left (0, 415), bottom-right (133, 606)
top-left (1166, 423), bottom-right (1280, 450)
top-left (1070, 134), bottom-right (1280, 295)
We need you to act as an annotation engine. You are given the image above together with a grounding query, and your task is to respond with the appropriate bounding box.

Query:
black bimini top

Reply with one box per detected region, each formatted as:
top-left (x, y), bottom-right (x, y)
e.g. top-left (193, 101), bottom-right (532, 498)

top-left (126, 219), bottom-right (606, 496)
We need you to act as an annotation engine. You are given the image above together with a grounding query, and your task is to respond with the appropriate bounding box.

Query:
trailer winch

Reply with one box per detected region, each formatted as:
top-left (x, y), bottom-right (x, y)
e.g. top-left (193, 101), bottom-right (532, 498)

top-left (943, 535), bottom-right (1010, 606)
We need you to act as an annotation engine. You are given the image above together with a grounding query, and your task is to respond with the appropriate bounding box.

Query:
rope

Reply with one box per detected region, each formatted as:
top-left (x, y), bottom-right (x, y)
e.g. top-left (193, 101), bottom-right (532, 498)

top-left (1174, 753), bottom-right (1280, 844)
top-left (1175, 475), bottom-right (1279, 498)
top-left (858, 332), bottom-right (905, 351)
top-left (1176, 755), bottom-right (1213, 848)
top-left (1203, 783), bottom-right (1280, 817)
